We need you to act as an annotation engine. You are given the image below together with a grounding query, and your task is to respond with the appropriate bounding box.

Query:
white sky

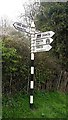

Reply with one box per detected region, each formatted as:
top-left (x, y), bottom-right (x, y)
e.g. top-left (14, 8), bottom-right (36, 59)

top-left (0, 0), bottom-right (66, 21)
top-left (0, 0), bottom-right (30, 22)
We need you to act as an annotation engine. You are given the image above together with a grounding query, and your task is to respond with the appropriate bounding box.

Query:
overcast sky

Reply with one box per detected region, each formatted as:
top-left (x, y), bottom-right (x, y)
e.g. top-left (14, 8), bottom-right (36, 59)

top-left (0, 0), bottom-right (66, 21)
top-left (0, 0), bottom-right (66, 24)
top-left (0, 0), bottom-right (31, 22)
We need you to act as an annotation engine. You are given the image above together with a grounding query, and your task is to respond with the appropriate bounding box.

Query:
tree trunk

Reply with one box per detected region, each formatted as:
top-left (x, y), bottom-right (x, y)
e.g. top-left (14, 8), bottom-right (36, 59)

top-left (60, 71), bottom-right (68, 92)
top-left (57, 70), bottom-right (63, 90)
top-left (10, 73), bottom-right (12, 95)
top-left (27, 76), bottom-right (29, 94)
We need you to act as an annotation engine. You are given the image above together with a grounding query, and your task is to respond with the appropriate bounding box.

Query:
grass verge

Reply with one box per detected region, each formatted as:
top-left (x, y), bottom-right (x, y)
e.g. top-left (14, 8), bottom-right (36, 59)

top-left (2, 91), bottom-right (67, 118)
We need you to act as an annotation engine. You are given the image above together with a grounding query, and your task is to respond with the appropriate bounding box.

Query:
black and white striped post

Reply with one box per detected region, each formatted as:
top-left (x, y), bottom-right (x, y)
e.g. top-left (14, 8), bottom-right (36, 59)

top-left (30, 21), bottom-right (35, 108)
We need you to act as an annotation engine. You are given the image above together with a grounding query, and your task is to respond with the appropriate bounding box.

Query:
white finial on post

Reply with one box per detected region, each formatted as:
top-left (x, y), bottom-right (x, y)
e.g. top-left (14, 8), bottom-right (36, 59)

top-left (31, 21), bottom-right (35, 28)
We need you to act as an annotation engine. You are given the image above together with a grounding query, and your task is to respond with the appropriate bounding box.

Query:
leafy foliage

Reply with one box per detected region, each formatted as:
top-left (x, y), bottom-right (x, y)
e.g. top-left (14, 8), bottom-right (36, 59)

top-left (2, 2), bottom-right (68, 94)
top-left (2, 35), bottom-right (30, 94)
top-left (36, 2), bottom-right (68, 71)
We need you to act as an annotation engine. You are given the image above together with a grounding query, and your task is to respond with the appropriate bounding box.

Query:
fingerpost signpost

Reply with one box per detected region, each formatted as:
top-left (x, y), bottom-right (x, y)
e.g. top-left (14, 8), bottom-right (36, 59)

top-left (13, 1), bottom-right (55, 109)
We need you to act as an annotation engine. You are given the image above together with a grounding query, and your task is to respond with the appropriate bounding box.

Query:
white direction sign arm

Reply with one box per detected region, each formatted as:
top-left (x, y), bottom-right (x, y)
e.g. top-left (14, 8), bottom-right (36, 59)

top-left (31, 44), bottom-right (52, 53)
top-left (31, 38), bottom-right (53, 47)
top-left (13, 22), bottom-right (30, 33)
top-left (35, 31), bottom-right (55, 39)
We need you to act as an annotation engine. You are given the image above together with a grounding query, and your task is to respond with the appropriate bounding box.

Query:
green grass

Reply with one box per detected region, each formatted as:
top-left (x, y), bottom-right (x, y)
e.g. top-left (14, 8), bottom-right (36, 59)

top-left (2, 91), bottom-right (67, 118)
